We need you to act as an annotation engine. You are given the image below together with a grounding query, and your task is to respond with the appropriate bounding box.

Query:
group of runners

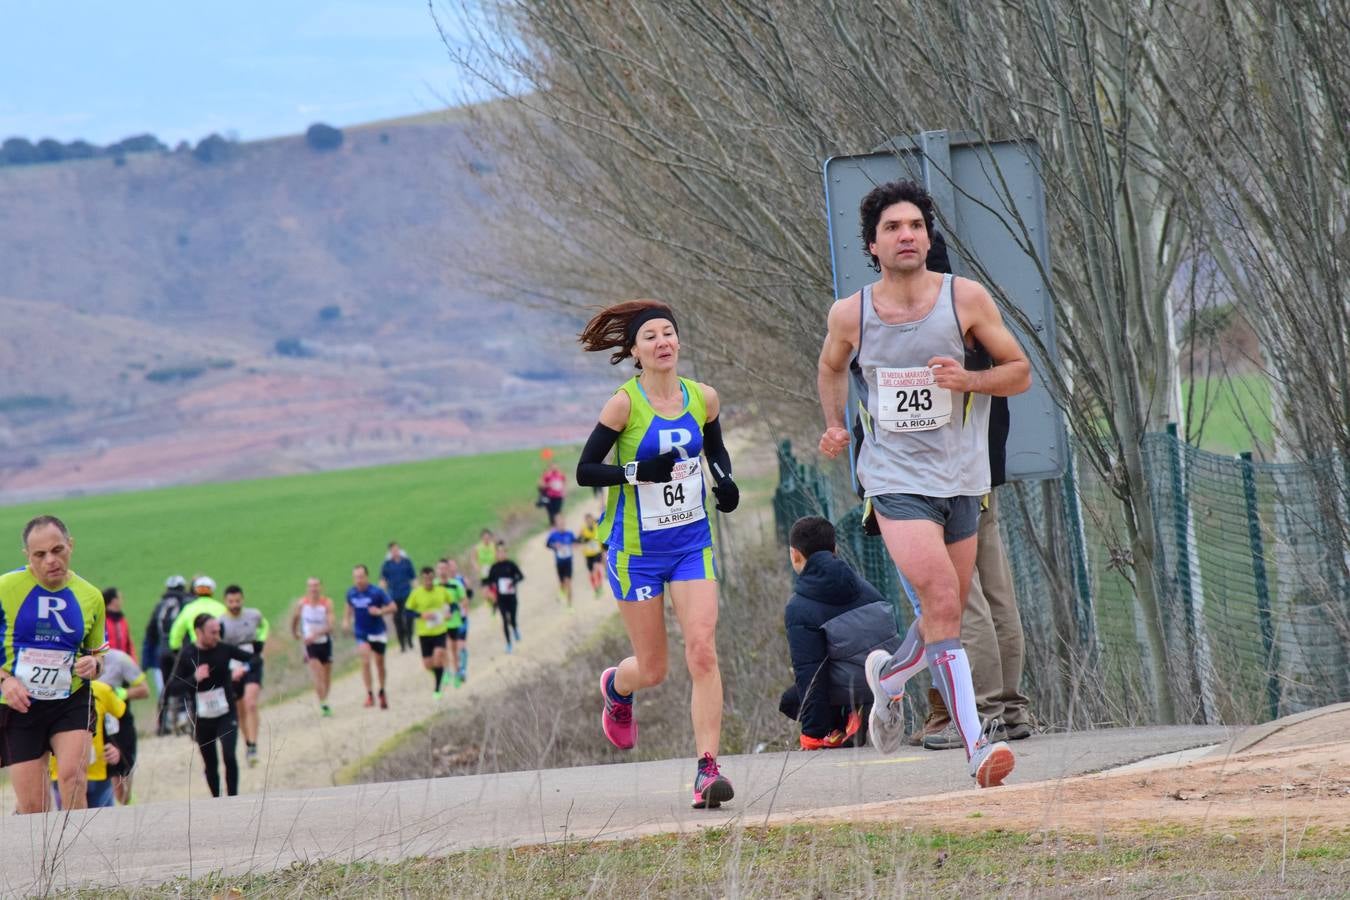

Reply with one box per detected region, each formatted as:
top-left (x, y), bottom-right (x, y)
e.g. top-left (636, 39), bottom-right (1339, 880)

top-left (1, 178), bottom-right (1026, 814)
top-left (0, 524), bottom-right (519, 809)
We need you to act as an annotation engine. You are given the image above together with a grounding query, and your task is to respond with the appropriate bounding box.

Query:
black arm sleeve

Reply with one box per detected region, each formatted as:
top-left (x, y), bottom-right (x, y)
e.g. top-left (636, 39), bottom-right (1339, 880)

top-left (702, 417), bottom-right (733, 482)
top-left (576, 423), bottom-right (626, 487)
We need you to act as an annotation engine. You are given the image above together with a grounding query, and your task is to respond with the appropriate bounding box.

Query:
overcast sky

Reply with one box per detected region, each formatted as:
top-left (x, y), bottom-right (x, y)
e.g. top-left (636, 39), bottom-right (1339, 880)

top-left (0, 1), bottom-right (476, 146)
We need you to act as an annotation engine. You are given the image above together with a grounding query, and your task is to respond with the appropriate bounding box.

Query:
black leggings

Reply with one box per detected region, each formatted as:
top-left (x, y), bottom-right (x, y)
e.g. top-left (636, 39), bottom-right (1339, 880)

top-left (195, 712), bottom-right (239, 797)
top-left (498, 595), bottom-right (519, 642)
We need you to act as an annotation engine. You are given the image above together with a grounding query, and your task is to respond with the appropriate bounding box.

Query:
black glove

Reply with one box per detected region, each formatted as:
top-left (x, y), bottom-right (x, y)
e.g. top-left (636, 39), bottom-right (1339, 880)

top-left (636, 451), bottom-right (679, 483)
top-left (712, 477), bottom-right (739, 513)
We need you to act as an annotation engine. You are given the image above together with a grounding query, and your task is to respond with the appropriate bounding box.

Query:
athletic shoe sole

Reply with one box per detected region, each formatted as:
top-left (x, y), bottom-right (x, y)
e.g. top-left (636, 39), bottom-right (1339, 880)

top-left (973, 742), bottom-right (1015, 788)
top-left (693, 776), bottom-right (734, 809)
top-left (864, 649), bottom-right (905, 754)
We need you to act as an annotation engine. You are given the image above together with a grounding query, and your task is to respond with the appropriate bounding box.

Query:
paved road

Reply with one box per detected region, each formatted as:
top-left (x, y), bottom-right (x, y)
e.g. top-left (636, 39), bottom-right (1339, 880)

top-left (2, 724), bottom-right (1228, 893)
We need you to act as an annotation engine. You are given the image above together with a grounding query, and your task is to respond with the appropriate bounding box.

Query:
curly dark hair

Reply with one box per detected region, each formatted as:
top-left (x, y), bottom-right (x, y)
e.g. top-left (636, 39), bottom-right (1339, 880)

top-left (859, 180), bottom-right (936, 271)
top-left (577, 299), bottom-right (677, 367)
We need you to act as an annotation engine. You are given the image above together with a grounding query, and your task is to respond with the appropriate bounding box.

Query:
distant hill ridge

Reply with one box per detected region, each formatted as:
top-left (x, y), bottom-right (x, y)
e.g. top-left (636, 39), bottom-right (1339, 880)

top-left (0, 108), bottom-right (609, 503)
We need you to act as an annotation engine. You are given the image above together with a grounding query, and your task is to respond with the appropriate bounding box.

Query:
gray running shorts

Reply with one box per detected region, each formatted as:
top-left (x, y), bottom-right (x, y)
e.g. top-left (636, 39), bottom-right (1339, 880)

top-left (869, 493), bottom-right (980, 544)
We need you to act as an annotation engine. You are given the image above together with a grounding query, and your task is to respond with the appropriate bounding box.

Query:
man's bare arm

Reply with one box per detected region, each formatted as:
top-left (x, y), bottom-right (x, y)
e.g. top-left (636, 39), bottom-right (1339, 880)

top-left (817, 295), bottom-right (860, 431)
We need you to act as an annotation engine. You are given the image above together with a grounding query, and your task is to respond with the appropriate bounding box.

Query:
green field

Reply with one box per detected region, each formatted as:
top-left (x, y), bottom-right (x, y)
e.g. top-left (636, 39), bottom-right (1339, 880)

top-left (2, 448), bottom-right (576, 632)
top-left (1182, 372), bottom-right (1272, 455)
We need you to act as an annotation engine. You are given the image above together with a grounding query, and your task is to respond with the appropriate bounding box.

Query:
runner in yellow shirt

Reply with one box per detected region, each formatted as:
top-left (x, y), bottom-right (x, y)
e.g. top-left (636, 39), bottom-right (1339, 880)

top-left (406, 567), bottom-right (454, 699)
top-left (578, 512), bottom-right (605, 598)
top-left (49, 679), bottom-right (124, 808)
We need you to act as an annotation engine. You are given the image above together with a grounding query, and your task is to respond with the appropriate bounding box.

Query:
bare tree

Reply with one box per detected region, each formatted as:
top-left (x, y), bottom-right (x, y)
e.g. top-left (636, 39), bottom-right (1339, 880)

top-left (438, 0), bottom-right (1342, 723)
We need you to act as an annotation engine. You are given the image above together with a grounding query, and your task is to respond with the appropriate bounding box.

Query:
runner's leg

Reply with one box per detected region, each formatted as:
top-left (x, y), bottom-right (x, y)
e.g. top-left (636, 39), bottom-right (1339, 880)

top-left (668, 579), bottom-right (721, 758)
top-left (8, 757), bottom-right (53, 814)
top-left (613, 595), bottom-right (668, 696)
top-left (358, 643), bottom-right (373, 695)
top-left (51, 728), bottom-right (92, 811)
top-left (242, 683), bottom-right (261, 743)
top-left (196, 719), bottom-right (222, 797)
top-left (220, 716), bottom-right (240, 795)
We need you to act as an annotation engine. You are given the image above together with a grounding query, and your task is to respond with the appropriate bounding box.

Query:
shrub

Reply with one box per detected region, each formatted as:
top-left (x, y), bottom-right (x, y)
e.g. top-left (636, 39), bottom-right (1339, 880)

top-left (305, 123), bottom-right (344, 152)
top-left (192, 133), bottom-right (235, 164)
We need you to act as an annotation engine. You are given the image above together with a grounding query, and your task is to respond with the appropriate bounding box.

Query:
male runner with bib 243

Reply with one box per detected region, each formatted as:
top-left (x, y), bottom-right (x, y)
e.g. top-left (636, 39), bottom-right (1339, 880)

top-left (816, 180), bottom-right (1030, 788)
top-left (576, 300), bottom-right (741, 809)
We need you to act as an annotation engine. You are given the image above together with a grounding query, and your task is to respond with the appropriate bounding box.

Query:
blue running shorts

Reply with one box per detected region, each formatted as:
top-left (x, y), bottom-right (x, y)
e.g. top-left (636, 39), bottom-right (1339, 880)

top-left (606, 546), bottom-right (718, 602)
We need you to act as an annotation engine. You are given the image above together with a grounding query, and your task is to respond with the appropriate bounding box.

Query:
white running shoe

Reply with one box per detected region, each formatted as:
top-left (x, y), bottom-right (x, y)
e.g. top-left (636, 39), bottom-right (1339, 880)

top-left (864, 649), bottom-right (906, 754)
top-left (969, 718), bottom-right (1015, 788)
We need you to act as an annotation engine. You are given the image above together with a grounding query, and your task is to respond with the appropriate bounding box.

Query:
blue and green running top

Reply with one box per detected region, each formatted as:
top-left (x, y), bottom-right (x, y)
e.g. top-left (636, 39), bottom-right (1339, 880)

top-left (600, 376), bottom-right (714, 556)
top-left (0, 567), bottom-right (106, 703)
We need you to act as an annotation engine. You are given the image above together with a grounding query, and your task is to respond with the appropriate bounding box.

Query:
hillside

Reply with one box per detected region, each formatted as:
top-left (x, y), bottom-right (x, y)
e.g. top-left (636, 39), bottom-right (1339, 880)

top-left (0, 110), bottom-right (612, 502)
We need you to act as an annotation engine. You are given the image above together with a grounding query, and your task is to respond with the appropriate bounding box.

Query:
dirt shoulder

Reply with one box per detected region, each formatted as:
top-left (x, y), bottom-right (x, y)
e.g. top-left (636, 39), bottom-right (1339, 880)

top-left (789, 706), bottom-right (1350, 841)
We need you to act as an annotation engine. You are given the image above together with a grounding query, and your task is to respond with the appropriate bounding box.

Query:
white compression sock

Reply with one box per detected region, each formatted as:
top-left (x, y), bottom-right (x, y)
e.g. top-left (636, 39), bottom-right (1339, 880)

top-left (925, 639), bottom-right (982, 759)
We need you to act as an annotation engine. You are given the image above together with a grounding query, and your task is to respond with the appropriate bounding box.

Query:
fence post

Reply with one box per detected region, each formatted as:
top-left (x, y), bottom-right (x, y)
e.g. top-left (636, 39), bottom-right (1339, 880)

top-left (1239, 450), bottom-right (1281, 721)
top-left (1165, 424), bottom-right (1218, 722)
top-left (1059, 450), bottom-right (1095, 650)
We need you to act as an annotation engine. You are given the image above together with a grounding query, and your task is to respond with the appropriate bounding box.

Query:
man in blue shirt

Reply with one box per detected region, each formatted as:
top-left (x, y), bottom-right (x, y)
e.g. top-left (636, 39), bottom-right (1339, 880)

top-left (345, 564), bottom-right (393, 708)
top-left (379, 542), bottom-right (416, 653)
top-left (545, 514), bottom-right (577, 611)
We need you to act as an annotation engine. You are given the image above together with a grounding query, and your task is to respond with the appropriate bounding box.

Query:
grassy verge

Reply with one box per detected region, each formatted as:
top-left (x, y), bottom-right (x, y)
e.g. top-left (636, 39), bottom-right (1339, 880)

top-left (66, 822), bottom-right (1350, 898)
top-left (2, 446), bottom-right (579, 631)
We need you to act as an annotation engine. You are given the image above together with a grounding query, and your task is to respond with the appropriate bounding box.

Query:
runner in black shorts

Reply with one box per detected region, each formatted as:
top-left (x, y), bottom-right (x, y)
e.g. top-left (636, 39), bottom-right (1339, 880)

top-left (220, 585), bottom-right (270, 766)
top-left (545, 513), bottom-right (577, 611)
top-left (0, 515), bottom-right (108, 814)
top-left (579, 512), bottom-right (605, 599)
top-left (291, 580), bottom-right (335, 716)
top-left (406, 567), bottom-right (454, 698)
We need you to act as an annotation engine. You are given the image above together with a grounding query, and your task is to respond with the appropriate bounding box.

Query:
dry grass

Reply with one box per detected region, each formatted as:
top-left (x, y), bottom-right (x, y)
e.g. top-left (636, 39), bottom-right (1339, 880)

top-left (64, 822), bottom-right (1350, 898)
top-left (359, 537), bottom-right (800, 782)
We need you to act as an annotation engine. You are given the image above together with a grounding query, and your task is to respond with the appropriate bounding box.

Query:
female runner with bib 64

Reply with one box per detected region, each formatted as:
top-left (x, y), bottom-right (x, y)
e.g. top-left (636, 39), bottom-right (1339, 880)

top-left (576, 300), bottom-right (740, 809)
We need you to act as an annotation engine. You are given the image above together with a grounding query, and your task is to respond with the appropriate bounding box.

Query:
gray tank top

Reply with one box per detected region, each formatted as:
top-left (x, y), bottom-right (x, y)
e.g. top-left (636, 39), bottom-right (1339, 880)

top-left (220, 608), bottom-right (265, 650)
top-left (853, 275), bottom-right (990, 497)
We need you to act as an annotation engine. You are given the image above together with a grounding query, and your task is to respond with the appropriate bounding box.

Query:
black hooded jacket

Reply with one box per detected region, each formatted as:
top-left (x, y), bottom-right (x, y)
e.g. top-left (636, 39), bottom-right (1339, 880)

top-left (785, 551), bottom-right (901, 737)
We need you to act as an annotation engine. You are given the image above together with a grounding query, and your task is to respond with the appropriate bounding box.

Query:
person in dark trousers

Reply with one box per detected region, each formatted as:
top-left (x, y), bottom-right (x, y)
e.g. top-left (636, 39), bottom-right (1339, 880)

top-left (780, 516), bottom-right (901, 750)
top-left (170, 614), bottom-right (254, 797)
top-left (486, 541), bottom-right (525, 653)
top-left (145, 575), bottom-right (189, 735)
top-left (379, 541), bottom-right (417, 653)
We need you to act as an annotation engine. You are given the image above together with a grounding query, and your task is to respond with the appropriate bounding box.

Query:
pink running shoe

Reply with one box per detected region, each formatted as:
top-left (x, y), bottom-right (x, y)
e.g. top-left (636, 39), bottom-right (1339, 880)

top-left (692, 753), bottom-right (734, 809)
top-left (600, 667), bottom-right (636, 749)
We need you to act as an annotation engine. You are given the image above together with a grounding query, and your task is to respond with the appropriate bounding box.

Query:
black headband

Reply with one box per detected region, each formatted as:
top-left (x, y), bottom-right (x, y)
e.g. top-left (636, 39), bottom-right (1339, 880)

top-left (625, 308), bottom-right (678, 347)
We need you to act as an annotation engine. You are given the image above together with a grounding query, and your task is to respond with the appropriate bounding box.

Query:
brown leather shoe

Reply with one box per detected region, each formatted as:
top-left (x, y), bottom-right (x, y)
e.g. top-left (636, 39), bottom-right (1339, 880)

top-left (908, 688), bottom-right (950, 746)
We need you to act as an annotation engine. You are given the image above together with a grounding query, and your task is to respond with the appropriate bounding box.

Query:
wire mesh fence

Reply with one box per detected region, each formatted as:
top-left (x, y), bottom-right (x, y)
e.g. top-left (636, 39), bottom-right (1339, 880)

top-left (772, 434), bottom-right (1350, 727)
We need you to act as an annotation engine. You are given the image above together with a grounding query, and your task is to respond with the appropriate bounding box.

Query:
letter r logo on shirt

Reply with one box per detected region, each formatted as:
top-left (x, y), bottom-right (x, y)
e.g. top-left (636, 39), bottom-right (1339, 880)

top-left (658, 428), bottom-right (694, 458)
top-left (37, 595), bottom-right (77, 634)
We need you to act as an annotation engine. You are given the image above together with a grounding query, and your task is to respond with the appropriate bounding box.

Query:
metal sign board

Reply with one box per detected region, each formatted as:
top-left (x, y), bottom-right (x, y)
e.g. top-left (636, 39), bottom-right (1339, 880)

top-left (822, 133), bottom-right (1066, 482)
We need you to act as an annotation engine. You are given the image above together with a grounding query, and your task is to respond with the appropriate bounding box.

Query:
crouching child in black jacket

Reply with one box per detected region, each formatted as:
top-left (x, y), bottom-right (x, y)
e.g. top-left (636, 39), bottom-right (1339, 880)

top-left (781, 516), bottom-right (901, 749)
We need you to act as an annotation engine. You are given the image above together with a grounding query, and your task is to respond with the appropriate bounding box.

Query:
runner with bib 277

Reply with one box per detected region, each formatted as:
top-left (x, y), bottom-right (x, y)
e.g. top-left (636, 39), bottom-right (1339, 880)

top-left (576, 299), bottom-right (740, 810)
